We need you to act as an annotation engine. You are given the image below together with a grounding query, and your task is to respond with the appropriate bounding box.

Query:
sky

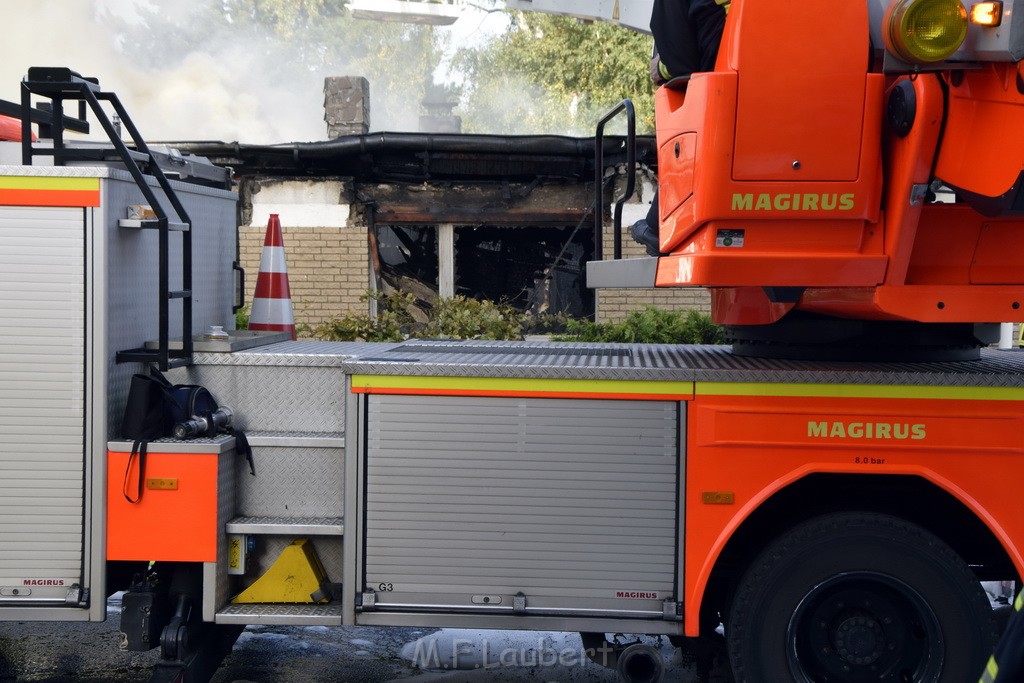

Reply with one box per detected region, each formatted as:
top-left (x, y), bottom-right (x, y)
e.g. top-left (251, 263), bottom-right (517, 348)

top-left (0, 0), bottom-right (509, 144)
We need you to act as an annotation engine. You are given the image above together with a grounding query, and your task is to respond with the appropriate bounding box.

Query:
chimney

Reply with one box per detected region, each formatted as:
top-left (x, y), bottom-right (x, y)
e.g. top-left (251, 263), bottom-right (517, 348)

top-left (324, 76), bottom-right (370, 138)
top-left (419, 83), bottom-right (461, 134)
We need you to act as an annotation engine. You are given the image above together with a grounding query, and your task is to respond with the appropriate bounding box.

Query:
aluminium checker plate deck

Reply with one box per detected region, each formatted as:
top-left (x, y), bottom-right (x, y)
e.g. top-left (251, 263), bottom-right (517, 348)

top-left (298, 340), bottom-right (1024, 387)
top-left (193, 339), bottom-right (1024, 387)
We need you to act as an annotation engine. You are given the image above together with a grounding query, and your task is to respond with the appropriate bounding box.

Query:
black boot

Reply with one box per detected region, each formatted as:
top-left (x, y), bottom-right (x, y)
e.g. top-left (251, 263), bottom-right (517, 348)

top-left (630, 219), bottom-right (662, 257)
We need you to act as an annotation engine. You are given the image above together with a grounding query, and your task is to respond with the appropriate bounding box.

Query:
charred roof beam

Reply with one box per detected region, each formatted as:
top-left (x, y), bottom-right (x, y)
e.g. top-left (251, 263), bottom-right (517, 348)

top-left (169, 133), bottom-right (656, 181)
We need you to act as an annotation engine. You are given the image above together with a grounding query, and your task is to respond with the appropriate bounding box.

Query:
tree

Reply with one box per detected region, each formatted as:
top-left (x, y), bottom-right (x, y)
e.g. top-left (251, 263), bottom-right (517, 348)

top-left (453, 11), bottom-right (654, 135)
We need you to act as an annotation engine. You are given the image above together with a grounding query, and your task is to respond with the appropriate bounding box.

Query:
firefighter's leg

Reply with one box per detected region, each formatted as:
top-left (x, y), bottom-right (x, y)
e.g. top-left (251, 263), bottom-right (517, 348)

top-left (630, 191), bottom-right (663, 257)
top-left (982, 590), bottom-right (1024, 682)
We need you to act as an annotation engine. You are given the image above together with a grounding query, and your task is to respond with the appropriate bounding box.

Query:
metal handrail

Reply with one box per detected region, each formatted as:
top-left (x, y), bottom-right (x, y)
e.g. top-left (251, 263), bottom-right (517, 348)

top-left (21, 67), bottom-right (193, 370)
top-left (594, 99), bottom-right (637, 261)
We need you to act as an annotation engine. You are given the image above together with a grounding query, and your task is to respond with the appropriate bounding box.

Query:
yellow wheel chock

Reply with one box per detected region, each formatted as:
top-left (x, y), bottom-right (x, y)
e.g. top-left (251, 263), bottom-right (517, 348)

top-left (231, 538), bottom-right (330, 604)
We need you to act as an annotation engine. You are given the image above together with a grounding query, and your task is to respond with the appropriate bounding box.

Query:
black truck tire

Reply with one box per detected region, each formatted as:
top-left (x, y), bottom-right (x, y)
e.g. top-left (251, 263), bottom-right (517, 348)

top-left (726, 511), bottom-right (997, 682)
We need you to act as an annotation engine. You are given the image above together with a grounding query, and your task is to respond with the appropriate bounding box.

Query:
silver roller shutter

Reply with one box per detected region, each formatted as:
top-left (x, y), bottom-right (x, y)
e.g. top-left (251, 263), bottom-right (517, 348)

top-left (0, 207), bottom-right (86, 604)
top-left (363, 394), bottom-right (680, 618)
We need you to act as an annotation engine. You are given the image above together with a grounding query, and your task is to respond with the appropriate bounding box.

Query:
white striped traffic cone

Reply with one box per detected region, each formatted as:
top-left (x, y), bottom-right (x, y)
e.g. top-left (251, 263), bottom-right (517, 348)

top-left (249, 214), bottom-right (296, 340)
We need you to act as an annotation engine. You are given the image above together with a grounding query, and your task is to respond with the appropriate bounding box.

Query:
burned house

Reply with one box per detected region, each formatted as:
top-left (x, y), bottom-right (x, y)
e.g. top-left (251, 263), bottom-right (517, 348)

top-left (176, 81), bottom-right (709, 329)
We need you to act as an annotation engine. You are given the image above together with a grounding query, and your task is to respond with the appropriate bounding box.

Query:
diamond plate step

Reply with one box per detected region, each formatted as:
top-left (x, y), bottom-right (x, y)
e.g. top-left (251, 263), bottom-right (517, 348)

top-left (244, 431), bottom-right (345, 448)
top-left (226, 516), bottom-right (344, 536)
top-left (215, 602), bottom-right (343, 626)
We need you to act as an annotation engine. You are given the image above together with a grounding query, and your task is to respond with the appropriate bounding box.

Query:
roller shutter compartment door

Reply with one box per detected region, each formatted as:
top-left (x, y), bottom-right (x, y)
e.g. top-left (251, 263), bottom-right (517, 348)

top-left (363, 394), bottom-right (680, 617)
top-left (0, 207), bottom-right (86, 604)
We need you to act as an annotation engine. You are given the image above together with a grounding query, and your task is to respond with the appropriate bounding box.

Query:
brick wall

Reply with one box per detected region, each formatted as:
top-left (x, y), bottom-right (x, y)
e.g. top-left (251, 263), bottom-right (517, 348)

top-left (240, 177), bottom-right (369, 333)
top-left (240, 225), bottom-right (369, 330)
top-left (595, 228), bottom-right (711, 323)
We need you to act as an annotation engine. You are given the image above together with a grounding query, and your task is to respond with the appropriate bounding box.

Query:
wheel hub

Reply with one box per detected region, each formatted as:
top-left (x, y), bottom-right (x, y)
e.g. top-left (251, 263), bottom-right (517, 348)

top-left (789, 573), bottom-right (942, 682)
top-left (834, 613), bottom-right (885, 665)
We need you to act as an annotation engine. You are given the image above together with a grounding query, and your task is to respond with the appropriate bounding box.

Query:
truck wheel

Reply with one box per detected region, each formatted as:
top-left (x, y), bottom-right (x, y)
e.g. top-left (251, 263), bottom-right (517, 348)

top-left (726, 512), bottom-right (996, 683)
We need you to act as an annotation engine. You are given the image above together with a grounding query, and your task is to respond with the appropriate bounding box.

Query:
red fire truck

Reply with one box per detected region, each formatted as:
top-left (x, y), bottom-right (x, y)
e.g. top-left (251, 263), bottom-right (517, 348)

top-left (2, 1), bottom-right (1024, 682)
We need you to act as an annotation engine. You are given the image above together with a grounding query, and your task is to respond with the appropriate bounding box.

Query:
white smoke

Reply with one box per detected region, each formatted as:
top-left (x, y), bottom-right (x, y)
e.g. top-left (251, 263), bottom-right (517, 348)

top-left (0, 0), bottom-right (484, 143)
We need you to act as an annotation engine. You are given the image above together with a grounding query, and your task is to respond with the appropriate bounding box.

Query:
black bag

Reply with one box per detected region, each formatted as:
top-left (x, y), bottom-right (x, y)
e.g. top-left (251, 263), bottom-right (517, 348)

top-left (120, 371), bottom-right (222, 503)
top-left (121, 371), bottom-right (175, 441)
top-left (120, 369), bottom-right (254, 504)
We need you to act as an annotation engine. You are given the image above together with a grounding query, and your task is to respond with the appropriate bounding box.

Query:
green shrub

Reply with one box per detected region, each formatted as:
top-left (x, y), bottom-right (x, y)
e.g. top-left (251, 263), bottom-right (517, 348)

top-left (313, 291), bottom-right (415, 342)
top-left (554, 307), bottom-right (724, 344)
top-left (313, 291), bottom-right (525, 342)
top-left (523, 311), bottom-right (574, 336)
top-left (313, 293), bottom-right (723, 345)
top-left (235, 304), bottom-right (250, 331)
top-left (420, 296), bottom-right (525, 340)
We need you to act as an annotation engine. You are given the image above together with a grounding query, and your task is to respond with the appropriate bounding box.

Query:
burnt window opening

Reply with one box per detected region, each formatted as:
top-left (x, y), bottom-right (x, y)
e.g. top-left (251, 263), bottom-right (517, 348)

top-left (374, 224), bottom-right (594, 319)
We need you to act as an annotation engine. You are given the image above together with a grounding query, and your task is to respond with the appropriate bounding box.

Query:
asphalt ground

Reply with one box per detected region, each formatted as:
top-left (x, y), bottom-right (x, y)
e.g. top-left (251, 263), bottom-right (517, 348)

top-left (0, 595), bottom-right (705, 683)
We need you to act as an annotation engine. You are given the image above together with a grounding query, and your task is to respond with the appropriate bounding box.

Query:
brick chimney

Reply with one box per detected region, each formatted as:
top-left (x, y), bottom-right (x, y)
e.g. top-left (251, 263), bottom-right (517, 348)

top-left (324, 76), bottom-right (370, 138)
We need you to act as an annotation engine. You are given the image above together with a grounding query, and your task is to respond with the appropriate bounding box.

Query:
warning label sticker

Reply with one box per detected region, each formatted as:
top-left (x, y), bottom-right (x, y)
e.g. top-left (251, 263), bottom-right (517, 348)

top-left (716, 229), bottom-right (745, 248)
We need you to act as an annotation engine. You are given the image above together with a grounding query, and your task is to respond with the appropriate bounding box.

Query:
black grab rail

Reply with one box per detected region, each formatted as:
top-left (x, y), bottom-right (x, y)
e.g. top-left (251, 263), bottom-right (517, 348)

top-left (21, 67), bottom-right (194, 371)
top-left (594, 99), bottom-right (636, 261)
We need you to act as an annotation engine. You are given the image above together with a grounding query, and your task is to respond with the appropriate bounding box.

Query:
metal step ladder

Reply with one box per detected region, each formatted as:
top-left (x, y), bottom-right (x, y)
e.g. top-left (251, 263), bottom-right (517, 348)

top-left (216, 430), bottom-right (346, 626)
top-left (20, 67), bottom-right (194, 370)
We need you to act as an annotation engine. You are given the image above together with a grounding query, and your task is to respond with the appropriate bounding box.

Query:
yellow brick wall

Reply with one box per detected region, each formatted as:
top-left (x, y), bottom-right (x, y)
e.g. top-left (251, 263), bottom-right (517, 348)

top-left (595, 226), bottom-right (711, 324)
top-left (240, 225), bottom-right (369, 331)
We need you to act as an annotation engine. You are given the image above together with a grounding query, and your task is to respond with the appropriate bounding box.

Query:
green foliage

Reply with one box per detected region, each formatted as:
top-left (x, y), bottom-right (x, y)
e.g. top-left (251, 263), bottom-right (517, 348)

top-left (554, 308), bottom-right (724, 344)
top-left (454, 12), bottom-right (655, 134)
top-left (315, 294), bottom-right (723, 346)
top-left (421, 297), bottom-right (525, 340)
top-left (313, 291), bottom-right (416, 342)
top-left (523, 311), bottom-right (574, 336)
top-left (235, 304), bottom-right (250, 331)
top-left (315, 291), bottom-right (526, 342)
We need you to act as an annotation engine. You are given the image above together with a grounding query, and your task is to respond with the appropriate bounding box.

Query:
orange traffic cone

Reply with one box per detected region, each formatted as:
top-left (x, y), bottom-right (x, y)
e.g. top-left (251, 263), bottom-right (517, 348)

top-left (249, 214), bottom-right (296, 340)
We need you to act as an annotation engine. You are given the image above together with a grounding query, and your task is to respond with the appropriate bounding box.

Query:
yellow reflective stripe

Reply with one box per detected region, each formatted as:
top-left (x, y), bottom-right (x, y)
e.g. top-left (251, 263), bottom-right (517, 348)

top-left (695, 382), bottom-right (1024, 401)
top-left (1015, 590), bottom-right (1023, 611)
top-left (350, 374), bottom-right (694, 398)
top-left (980, 655), bottom-right (998, 682)
top-left (0, 176), bottom-right (99, 191)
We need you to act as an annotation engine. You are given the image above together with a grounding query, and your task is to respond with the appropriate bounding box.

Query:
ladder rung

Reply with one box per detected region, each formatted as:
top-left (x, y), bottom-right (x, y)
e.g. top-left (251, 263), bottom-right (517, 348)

top-left (115, 349), bottom-right (193, 366)
top-left (115, 349), bottom-right (155, 364)
top-left (168, 290), bottom-right (192, 300)
top-left (118, 218), bottom-right (189, 232)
